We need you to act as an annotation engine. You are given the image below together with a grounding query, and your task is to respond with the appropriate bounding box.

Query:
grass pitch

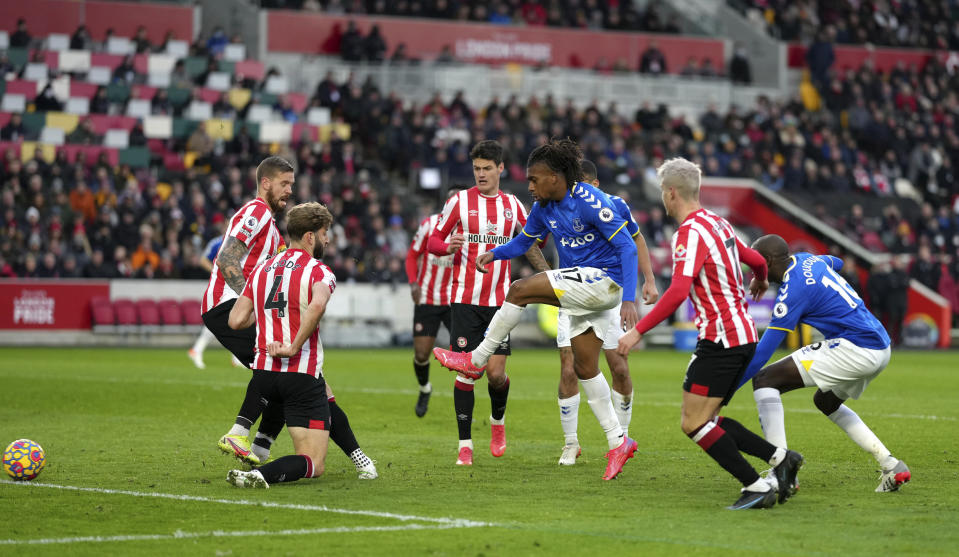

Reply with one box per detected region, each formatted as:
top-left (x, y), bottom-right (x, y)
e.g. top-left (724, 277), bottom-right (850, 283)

top-left (1, 346), bottom-right (957, 556)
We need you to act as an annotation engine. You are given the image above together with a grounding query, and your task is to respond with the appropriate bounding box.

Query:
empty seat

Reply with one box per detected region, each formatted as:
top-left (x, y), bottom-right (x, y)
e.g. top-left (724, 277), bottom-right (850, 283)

top-left (66, 97), bottom-right (91, 115)
top-left (113, 298), bottom-right (137, 331)
top-left (224, 43), bottom-right (246, 62)
top-left (24, 63), bottom-right (49, 81)
top-left (157, 298), bottom-right (184, 328)
top-left (59, 50), bottom-right (92, 73)
top-left (126, 98), bottom-right (151, 119)
top-left (136, 299), bottom-right (161, 331)
top-left (180, 299), bottom-right (203, 327)
top-left (87, 66), bottom-right (112, 85)
top-left (39, 127), bottom-right (66, 146)
top-left (47, 34), bottom-right (70, 51)
top-left (104, 129), bottom-right (129, 148)
top-left (90, 295), bottom-right (115, 332)
top-left (1, 94), bottom-right (26, 113)
top-left (165, 40), bottom-right (188, 59)
top-left (107, 37), bottom-right (134, 55)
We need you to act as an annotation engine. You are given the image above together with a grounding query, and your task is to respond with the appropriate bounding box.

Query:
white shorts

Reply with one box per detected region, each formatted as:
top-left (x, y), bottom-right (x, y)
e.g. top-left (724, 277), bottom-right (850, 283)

top-left (547, 266), bottom-right (623, 347)
top-left (557, 303), bottom-right (624, 349)
top-left (789, 337), bottom-right (891, 400)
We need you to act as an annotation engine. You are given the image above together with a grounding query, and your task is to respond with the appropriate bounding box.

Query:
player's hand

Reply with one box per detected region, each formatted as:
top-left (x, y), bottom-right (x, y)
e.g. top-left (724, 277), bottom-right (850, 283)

top-left (447, 234), bottom-right (466, 254)
top-left (641, 281), bottom-right (660, 304)
top-left (617, 328), bottom-right (642, 356)
top-left (267, 342), bottom-right (295, 358)
top-left (410, 283), bottom-right (421, 304)
top-left (474, 252), bottom-right (494, 274)
top-left (749, 277), bottom-right (769, 301)
top-left (620, 300), bottom-right (639, 331)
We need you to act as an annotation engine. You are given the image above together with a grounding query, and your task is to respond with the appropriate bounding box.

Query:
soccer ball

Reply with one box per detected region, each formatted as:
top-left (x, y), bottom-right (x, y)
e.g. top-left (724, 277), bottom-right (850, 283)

top-left (3, 439), bottom-right (46, 481)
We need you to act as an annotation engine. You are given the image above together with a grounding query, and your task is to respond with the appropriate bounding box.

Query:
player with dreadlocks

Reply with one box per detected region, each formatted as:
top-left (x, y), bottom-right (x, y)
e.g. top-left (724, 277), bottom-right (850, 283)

top-left (433, 138), bottom-right (641, 480)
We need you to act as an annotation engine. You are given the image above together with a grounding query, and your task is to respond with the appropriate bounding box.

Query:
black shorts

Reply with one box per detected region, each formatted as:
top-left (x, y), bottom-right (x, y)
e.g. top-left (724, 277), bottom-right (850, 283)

top-left (683, 339), bottom-right (757, 406)
top-left (449, 303), bottom-right (510, 355)
top-left (202, 299), bottom-right (255, 369)
top-left (413, 304), bottom-right (451, 338)
top-left (250, 369), bottom-right (330, 430)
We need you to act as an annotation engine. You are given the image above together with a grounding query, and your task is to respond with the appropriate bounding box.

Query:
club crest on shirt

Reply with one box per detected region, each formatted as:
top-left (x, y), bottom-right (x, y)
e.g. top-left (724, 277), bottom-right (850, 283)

top-left (572, 218), bottom-right (585, 232)
top-left (674, 244), bottom-right (687, 258)
top-left (598, 207), bottom-right (614, 222)
top-left (504, 209), bottom-right (513, 219)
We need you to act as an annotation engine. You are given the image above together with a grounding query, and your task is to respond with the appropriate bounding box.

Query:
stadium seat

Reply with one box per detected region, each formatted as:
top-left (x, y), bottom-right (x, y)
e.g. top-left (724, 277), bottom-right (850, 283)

top-left (59, 50), bottom-right (92, 73)
top-left (66, 97), bottom-right (91, 115)
top-left (147, 54), bottom-right (177, 76)
top-left (292, 123), bottom-right (318, 142)
top-left (227, 87), bottom-right (252, 111)
top-left (224, 43), bottom-right (246, 62)
top-left (148, 73), bottom-right (172, 88)
top-left (19, 141), bottom-right (56, 163)
top-left (187, 101), bottom-right (213, 121)
top-left (306, 107), bottom-right (331, 126)
top-left (6, 48), bottom-right (28, 70)
top-left (247, 104), bottom-right (274, 123)
top-left (143, 115), bottom-right (173, 139)
top-left (69, 81), bottom-right (99, 99)
top-left (0, 31), bottom-right (8, 50)
top-left (0, 113), bottom-right (10, 128)
top-left (234, 60), bottom-right (264, 81)
top-left (171, 118), bottom-right (199, 139)
top-left (131, 85), bottom-right (158, 100)
top-left (46, 112), bottom-right (80, 133)
top-left (90, 53), bottom-right (124, 71)
top-left (39, 127), bottom-right (66, 146)
top-left (265, 76), bottom-right (289, 94)
top-left (107, 82), bottom-right (131, 104)
top-left (206, 72), bottom-right (231, 92)
top-left (157, 298), bottom-right (185, 330)
top-left (205, 118), bottom-right (233, 140)
top-left (47, 34), bottom-right (70, 51)
top-left (1, 94), bottom-right (26, 113)
top-left (136, 299), bottom-right (161, 332)
top-left (180, 300), bottom-right (203, 327)
top-left (118, 146), bottom-right (150, 168)
top-left (24, 63), bottom-right (49, 82)
top-left (260, 121), bottom-right (292, 143)
top-left (90, 296), bottom-right (116, 333)
top-left (217, 60), bottom-right (235, 75)
top-left (5, 80), bottom-right (38, 99)
top-left (184, 57), bottom-right (208, 79)
top-left (87, 66), bottom-right (112, 85)
top-left (165, 40), bottom-right (188, 59)
top-left (104, 129), bottom-right (130, 149)
top-left (107, 37), bottom-right (135, 55)
top-left (166, 87), bottom-right (191, 107)
top-left (126, 99), bottom-right (151, 119)
top-left (21, 112), bottom-right (46, 135)
top-left (113, 298), bottom-right (138, 332)
top-left (284, 92), bottom-right (308, 114)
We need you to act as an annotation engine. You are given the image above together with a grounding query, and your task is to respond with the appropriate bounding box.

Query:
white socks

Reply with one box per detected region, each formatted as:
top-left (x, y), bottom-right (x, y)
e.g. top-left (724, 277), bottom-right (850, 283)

top-left (458, 439), bottom-right (474, 450)
top-left (754, 387), bottom-right (787, 448)
top-left (610, 389), bottom-right (633, 439)
top-left (558, 393), bottom-right (580, 446)
top-left (490, 415), bottom-right (505, 426)
top-left (193, 327), bottom-right (216, 353)
top-left (828, 404), bottom-right (895, 468)
top-left (580, 374), bottom-right (624, 450)
top-left (471, 302), bottom-right (524, 367)
top-left (420, 381), bottom-right (432, 394)
top-left (251, 433), bottom-right (273, 462)
top-left (228, 424), bottom-right (249, 437)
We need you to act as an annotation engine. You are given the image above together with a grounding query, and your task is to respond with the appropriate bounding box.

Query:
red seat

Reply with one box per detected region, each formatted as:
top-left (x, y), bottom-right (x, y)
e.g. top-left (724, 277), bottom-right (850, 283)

top-left (113, 298), bottom-right (137, 326)
top-left (70, 81), bottom-right (100, 100)
top-left (157, 298), bottom-right (183, 326)
top-left (181, 299), bottom-right (203, 326)
top-left (136, 299), bottom-right (160, 326)
top-left (90, 296), bottom-right (115, 330)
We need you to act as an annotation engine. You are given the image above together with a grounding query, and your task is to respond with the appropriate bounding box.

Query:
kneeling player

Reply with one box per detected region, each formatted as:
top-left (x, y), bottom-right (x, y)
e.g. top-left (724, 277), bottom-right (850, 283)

top-left (739, 235), bottom-right (910, 493)
top-left (226, 202), bottom-right (355, 488)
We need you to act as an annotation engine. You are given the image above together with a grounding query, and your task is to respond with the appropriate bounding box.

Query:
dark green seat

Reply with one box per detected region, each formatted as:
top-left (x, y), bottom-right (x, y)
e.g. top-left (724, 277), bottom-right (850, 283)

top-left (118, 146), bottom-right (150, 168)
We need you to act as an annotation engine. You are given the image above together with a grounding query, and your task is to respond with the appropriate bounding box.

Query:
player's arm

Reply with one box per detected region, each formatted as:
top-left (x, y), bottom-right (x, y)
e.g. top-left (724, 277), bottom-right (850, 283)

top-left (217, 236), bottom-right (250, 293)
top-left (428, 196), bottom-right (464, 256)
top-left (199, 257), bottom-right (214, 273)
top-left (736, 237), bottom-right (769, 301)
top-left (824, 255), bottom-right (844, 271)
top-left (406, 221), bottom-right (428, 303)
top-left (736, 327), bottom-right (789, 389)
top-left (228, 281), bottom-right (256, 330)
top-left (524, 243), bottom-right (550, 272)
top-left (481, 205), bottom-right (545, 272)
top-left (634, 231), bottom-right (659, 304)
top-left (268, 282), bottom-right (331, 358)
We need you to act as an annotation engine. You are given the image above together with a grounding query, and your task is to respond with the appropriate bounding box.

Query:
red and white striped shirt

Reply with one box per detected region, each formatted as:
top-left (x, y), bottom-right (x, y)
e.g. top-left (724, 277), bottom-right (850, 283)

top-left (430, 187), bottom-right (528, 306)
top-left (672, 208), bottom-right (758, 347)
top-left (202, 198), bottom-right (285, 314)
top-left (406, 214), bottom-right (453, 306)
top-left (242, 248), bottom-right (336, 378)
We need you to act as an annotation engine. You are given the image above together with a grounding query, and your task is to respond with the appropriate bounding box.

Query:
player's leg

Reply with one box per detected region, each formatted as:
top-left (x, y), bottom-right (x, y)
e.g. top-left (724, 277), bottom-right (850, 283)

top-left (604, 349), bottom-right (633, 438)
top-left (413, 334), bottom-right (435, 417)
top-left (449, 304), bottom-right (479, 465)
top-left (681, 342), bottom-right (797, 508)
top-left (558, 346), bottom-right (581, 464)
top-left (466, 273), bottom-right (558, 367)
top-left (751, 355), bottom-right (806, 448)
top-left (188, 327), bottom-right (216, 369)
top-left (324, 383), bottom-right (377, 479)
top-left (486, 353), bottom-right (509, 457)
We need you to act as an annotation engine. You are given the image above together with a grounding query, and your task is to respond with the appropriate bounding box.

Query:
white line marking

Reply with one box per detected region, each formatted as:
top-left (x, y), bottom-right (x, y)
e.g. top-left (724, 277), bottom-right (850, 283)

top-left (1, 481), bottom-right (491, 527)
top-left (0, 524), bottom-right (466, 546)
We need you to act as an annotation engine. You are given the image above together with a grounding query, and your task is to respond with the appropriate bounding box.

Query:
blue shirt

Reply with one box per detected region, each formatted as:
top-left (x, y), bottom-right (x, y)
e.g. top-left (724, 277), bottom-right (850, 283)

top-left (491, 182), bottom-right (639, 302)
top-left (204, 236), bottom-right (223, 263)
top-left (738, 253), bottom-right (890, 387)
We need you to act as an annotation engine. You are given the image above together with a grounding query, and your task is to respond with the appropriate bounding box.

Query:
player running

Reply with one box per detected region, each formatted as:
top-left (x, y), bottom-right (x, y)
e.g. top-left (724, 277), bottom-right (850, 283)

top-left (201, 156), bottom-right (375, 479)
top-left (616, 157), bottom-right (801, 509)
top-left (405, 188), bottom-right (461, 417)
top-left (225, 202), bottom-right (340, 488)
top-left (427, 140), bottom-right (550, 466)
top-left (434, 138), bottom-right (640, 480)
top-left (738, 234), bottom-right (910, 493)
top-left (552, 160), bottom-right (659, 465)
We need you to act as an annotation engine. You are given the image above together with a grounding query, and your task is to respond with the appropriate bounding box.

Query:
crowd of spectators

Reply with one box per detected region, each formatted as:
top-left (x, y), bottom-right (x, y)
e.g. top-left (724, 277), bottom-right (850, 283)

top-left (262, 0), bottom-right (682, 34)
top-left (734, 0), bottom-right (959, 49)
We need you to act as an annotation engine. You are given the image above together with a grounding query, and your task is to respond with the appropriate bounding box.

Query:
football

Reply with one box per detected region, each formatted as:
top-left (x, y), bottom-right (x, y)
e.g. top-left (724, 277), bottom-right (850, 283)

top-left (3, 439), bottom-right (46, 481)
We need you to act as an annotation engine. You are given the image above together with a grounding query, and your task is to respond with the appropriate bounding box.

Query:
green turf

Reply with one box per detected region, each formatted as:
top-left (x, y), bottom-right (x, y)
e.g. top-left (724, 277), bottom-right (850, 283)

top-left (1, 347), bottom-right (956, 556)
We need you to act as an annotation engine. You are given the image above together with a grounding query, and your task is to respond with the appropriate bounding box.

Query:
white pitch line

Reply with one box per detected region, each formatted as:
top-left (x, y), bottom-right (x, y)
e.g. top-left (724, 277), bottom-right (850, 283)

top-left (1, 481), bottom-right (491, 528)
top-left (0, 523), bottom-right (464, 546)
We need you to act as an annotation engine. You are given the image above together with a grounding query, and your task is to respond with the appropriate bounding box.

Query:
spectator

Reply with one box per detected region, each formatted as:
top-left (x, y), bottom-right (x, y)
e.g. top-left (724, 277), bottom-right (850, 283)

top-left (490, 3), bottom-right (513, 25)
top-left (1, 113), bottom-right (26, 141)
top-left (10, 19), bottom-right (31, 48)
top-left (639, 40), bottom-right (667, 75)
top-left (133, 26), bottom-right (152, 54)
top-left (364, 24), bottom-right (387, 62)
top-left (435, 44), bottom-right (457, 64)
top-left (35, 84), bottom-right (63, 112)
top-left (340, 21), bottom-right (365, 62)
top-left (113, 54), bottom-right (137, 84)
top-left (70, 25), bottom-right (92, 50)
top-left (806, 28), bottom-right (835, 90)
top-left (206, 26), bottom-right (229, 56)
top-left (729, 44), bottom-right (752, 85)
top-left (67, 118), bottom-right (100, 145)
top-left (90, 86), bottom-right (110, 114)
top-left (910, 245), bottom-right (942, 291)
top-left (521, 0), bottom-right (547, 26)
top-left (130, 224), bottom-right (159, 271)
